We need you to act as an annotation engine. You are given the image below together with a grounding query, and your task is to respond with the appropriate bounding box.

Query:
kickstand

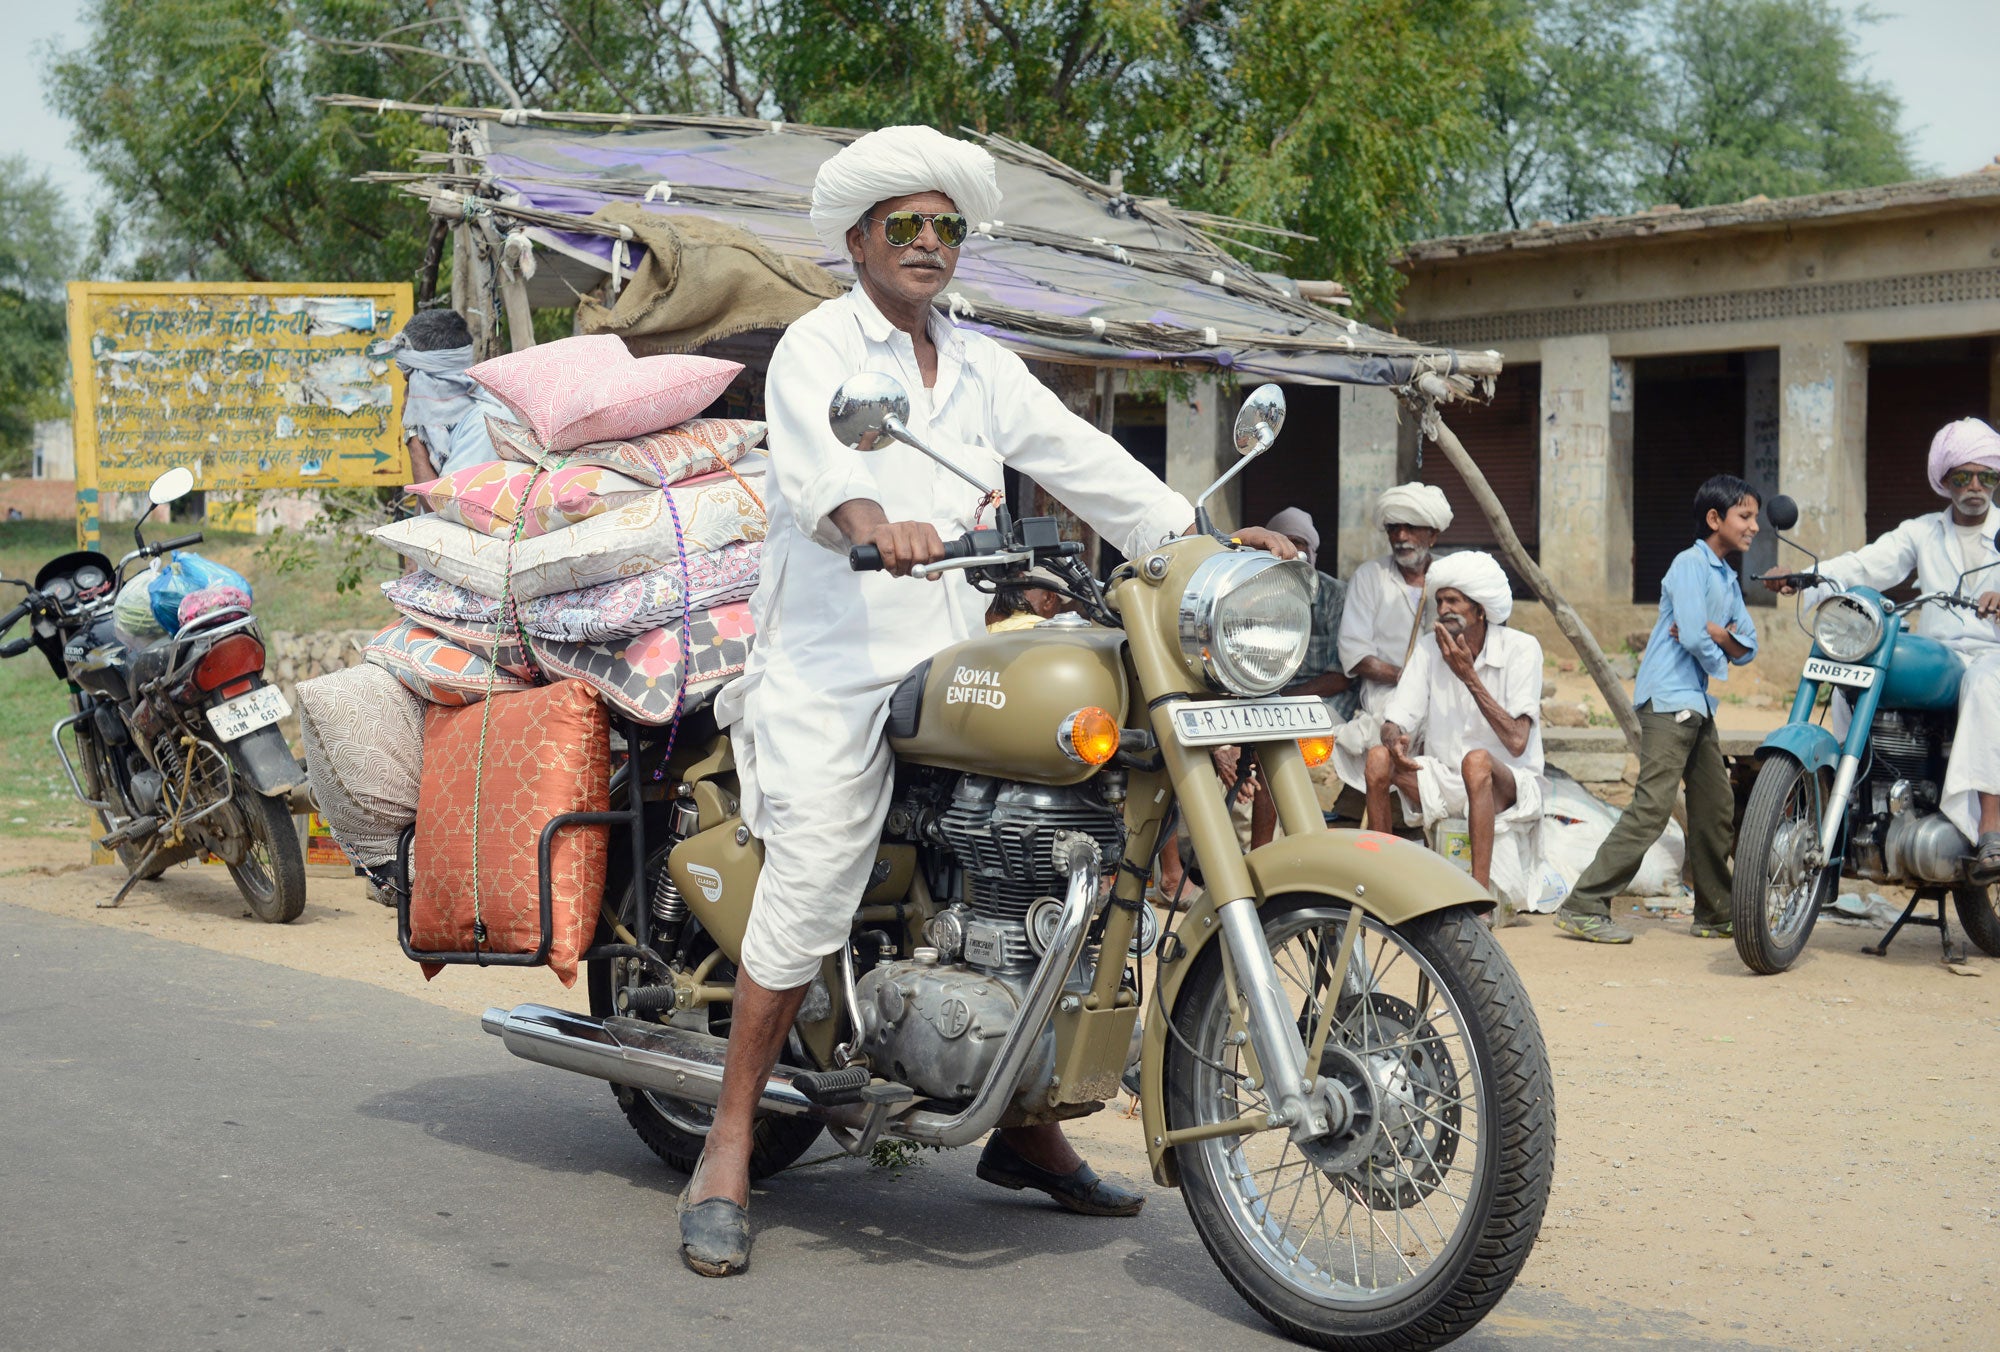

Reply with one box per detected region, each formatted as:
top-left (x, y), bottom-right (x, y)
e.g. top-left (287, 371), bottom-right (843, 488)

top-left (1862, 885), bottom-right (1963, 963)
top-left (100, 845), bottom-right (165, 909)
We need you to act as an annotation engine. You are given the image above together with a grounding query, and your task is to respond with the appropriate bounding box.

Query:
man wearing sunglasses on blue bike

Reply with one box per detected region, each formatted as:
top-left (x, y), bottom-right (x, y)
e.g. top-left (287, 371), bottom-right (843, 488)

top-left (1763, 417), bottom-right (2000, 881)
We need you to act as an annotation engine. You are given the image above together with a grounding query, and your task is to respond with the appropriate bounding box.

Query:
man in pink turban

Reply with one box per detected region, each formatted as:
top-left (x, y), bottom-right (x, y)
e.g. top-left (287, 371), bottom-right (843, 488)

top-left (1766, 416), bottom-right (2000, 880)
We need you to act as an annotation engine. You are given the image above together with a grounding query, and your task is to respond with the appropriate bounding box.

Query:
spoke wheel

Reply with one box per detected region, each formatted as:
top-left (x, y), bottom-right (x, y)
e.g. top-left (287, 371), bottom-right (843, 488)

top-left (228, 791), bottom-right (306, 924)
top-left (1165, 900), bottom-right (1552, 1350)
top-left (1732, 755), bottom-right (1833, 974)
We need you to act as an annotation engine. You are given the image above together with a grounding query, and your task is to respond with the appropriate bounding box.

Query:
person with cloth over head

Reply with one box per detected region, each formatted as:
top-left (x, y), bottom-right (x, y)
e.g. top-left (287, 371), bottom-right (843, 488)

top-left (1250, 507), bottom-right (1352, 845)
top-left (384, 308), bottom-right (519, 482)
top-left (1363, 550), bottom-right (1548, 911)
top-left (680, 124), bottom-right (1301, 1278)
top-left (1327, 482), bottom-right (1452, 795)
top-left (1764, 417), bottom-right (2000, 882)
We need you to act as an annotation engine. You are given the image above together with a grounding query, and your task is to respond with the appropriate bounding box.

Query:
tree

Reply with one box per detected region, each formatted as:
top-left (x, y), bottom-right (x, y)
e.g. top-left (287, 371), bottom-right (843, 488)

top-left (1640, 0), bottom-right (1915, 207)
top-left (0, 157), bottom-right (74, 473)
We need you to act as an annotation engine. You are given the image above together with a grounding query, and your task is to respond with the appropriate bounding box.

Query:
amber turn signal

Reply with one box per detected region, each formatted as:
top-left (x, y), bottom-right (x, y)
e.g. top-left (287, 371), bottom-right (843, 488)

top-left (1298, 735), bottom-right (1334, 767)
top-left (1058, 706), bottom-right (1121, 766)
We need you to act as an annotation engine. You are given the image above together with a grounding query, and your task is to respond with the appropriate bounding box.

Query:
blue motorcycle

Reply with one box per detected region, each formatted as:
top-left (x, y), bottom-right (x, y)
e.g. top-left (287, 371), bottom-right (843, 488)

top-left (1733, 495), bottom-right (2000, 973)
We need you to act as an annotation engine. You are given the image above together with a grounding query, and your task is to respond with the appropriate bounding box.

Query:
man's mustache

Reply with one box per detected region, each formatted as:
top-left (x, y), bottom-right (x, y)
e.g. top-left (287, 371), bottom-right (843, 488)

top-left (900, 249), bottom-right (946, 270)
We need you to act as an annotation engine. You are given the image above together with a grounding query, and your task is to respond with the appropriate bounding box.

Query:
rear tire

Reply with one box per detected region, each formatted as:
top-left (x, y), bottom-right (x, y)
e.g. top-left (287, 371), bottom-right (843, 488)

top-left (1731, 755), bottom-right (1834, 974)
top-left (229, 791), bottom-right (307, 924)
top-left (1952, 883), bottom-right (2000, 957)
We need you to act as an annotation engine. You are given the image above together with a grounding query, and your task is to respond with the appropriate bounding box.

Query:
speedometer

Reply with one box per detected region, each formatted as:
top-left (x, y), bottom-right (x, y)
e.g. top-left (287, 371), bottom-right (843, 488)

top-left (74, 564), bottom-right (108, 597)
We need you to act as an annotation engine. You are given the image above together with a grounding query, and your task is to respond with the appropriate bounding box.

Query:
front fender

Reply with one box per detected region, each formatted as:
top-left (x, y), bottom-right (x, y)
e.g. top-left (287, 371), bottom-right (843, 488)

top-left (226, 723), bottom-right (306, 797)
top-left (1758, 722), bottom-right (1841, 777)
top-left (1137, 830), bottom-right (1491, 1186)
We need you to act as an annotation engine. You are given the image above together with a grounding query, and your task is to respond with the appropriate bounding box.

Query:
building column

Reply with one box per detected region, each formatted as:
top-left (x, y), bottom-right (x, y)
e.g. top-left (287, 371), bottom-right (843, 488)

top-left (1742, 350), bottom-right (1782, 602)
top-left (1167, 377), bottom-right (1239, 532)
top-left (1777, 338), bottom-right (1868, 560)
top-left (1537, 335), bottom-right (1626, 606)
top-left (1335, 386), bottom-right (1401, 577)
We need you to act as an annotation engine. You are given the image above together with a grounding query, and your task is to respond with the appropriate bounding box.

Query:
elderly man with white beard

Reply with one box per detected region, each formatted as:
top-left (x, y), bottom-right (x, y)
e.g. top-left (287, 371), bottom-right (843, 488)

top-left (680, 125), bottom-right (1299, 1277)
top-left (1364, 551), bottom-right (1548, 909)
top-left (1765, 417), bottom-right (2000, 882)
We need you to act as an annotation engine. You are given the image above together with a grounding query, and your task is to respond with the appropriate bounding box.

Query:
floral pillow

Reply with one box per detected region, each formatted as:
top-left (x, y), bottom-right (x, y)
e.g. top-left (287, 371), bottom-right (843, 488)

top-left (468, 335), bottom-right (741, 452)
top-left (534, 601), bottom-right (757, 724)
top-left (407, 460), bottom-right (657, 540)
top-left (363, 618), bottom-right (537, 706)
top-left (489, 416), bottom-right (764, 489)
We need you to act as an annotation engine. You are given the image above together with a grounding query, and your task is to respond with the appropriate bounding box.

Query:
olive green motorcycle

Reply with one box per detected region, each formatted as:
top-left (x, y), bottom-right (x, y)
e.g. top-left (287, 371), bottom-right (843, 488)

top-left (477, 378), bottom-right (1553, 1349)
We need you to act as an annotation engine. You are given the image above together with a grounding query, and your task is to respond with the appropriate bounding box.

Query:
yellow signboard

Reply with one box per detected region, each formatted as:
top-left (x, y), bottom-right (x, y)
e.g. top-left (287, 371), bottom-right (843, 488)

top-left (67, 281), bottom-right (416, 545)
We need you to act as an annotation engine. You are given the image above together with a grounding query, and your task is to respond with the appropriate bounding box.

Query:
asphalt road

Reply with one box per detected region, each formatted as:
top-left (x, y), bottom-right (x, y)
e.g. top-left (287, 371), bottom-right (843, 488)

top-left (0, 900), bottom-right (1758, 1352)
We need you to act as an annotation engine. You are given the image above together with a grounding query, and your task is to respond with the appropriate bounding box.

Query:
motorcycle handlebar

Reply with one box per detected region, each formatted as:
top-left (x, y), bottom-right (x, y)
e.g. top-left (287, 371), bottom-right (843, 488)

top-left (848, 535), bottom-right (980, 573)
top-left (0, 636), bottom-right (31, 659)
top-left (154, 532), bottom-right (205, 553)
top-left (0, 599), bottom-right (28, 636)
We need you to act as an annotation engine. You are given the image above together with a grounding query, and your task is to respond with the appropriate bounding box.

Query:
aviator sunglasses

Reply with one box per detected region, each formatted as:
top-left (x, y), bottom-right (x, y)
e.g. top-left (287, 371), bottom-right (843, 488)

top-left (1945, 468), bottom-right (2000, 490)
top-left (867, 210), bottom-right (970, 249)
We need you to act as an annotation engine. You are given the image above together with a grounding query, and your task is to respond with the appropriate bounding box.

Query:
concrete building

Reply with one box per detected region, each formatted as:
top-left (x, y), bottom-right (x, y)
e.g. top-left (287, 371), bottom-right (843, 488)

top-left (1360, 170), bottom-right (2000, 603)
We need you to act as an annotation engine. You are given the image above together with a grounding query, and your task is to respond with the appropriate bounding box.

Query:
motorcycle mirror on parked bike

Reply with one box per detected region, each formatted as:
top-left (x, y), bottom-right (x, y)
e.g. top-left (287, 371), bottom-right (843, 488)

top-left (1194, 385), bottom-right (1288, 536)
top-left (149, 467), bottom-right (195, 508)
top-left (1766, 494), bottom-right (1800, 532)
top-left (826, 372), bottom-right (996, 503)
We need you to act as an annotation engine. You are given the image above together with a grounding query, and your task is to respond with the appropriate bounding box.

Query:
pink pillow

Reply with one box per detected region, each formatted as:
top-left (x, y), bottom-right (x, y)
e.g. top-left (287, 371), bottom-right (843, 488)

top-left (469, 336), bottom-right (742, 452)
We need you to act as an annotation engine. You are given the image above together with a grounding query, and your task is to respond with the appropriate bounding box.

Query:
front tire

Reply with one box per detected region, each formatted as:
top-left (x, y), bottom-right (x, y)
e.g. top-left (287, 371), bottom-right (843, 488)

top-left (1165, 899), bottom-right (1553, 1351)
top-left (1731, 754), bottom-right (1835, 974)
top-left (229, 791), bottom-right (306, 924)
top-left (1952, 883), bottom-right (2000, 957)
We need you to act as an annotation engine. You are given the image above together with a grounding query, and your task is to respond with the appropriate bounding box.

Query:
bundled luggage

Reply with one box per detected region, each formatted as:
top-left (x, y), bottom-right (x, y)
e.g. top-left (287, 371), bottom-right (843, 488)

top-left (299, 338), bottom-right (770, 978)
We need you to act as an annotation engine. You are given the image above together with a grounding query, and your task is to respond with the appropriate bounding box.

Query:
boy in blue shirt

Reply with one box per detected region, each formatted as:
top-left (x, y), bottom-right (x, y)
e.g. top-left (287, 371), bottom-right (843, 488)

top-left (1555, 475), bottom-right (1761, 943)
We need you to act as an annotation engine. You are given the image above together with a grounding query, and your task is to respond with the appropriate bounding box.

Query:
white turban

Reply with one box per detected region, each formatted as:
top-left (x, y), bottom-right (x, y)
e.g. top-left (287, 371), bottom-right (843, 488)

top-left (1428, 550), bottom-right (1512, 625)
top-left (809, 125), bottom-right (1003, 259)
top-left (1374, 482), bottom-right (1453, 533)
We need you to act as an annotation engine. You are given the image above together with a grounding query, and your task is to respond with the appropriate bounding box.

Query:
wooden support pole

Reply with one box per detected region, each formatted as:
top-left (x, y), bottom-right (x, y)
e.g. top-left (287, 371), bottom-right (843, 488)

top-left (1425, 402), bottom-right (1642, 757)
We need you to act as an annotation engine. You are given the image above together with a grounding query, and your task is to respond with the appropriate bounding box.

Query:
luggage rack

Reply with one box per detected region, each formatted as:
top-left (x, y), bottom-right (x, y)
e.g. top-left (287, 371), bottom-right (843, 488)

top-left (394, 714), bottom-right (662, 970)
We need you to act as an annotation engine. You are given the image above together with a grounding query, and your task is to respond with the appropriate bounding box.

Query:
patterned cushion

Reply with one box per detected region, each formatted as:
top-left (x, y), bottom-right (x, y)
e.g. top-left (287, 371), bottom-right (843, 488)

top-left (298, 662), bottom-right (424, 867)
top-left (489, 415), bottom-right (764, 489)
top-left (373, 466), bottom-right (768, 601)
top-left (384, 542), bottom-right (762, 642)
top-left (468, 335), bottom-right (740, 452)
top-left (363, 618), bottom-right (537, 705)
top-left (535, 602), bottom-right (756, 724)
top-left (410, 679), bottom-right (609, 986)
top-left (406, 459), bottom-right (657, 540)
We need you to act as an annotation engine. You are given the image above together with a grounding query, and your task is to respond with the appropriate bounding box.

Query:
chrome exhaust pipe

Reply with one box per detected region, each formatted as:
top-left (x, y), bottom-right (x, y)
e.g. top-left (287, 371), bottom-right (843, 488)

top-left (481, 1003), bottom-right (816, 1118)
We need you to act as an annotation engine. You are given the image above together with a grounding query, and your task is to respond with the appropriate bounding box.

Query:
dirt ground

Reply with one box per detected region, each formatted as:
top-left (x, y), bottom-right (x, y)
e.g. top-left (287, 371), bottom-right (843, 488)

top-left (4, 835), bottom-right (1996, 1349)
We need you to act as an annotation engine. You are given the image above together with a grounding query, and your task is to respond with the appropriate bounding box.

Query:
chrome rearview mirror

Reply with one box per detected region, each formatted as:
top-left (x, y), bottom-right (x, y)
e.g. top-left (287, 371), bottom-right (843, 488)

top-left (1196, 385), bottom-right (1288, 535)
top-left (826, 372), bottom-right (991, 497)
top-left (148, 466), bottom-right (195, 507)
top-left (1232, 383), bottom-right (1286, 457)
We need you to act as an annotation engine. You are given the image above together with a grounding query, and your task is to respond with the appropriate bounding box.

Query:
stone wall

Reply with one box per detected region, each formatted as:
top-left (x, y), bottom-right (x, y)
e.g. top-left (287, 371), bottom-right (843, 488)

top-left (264, 628), bottom-right (377, 746)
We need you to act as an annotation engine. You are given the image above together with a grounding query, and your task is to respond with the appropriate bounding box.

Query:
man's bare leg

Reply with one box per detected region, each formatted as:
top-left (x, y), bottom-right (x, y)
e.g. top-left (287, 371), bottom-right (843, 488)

top-left (1981, 792), bottom-right (1999, 835)
top-left (684, 970), bottom-right (810, 1208)
top-left (1364, 745), bottom-right (1422, 833)
top-left (1461, 749), bottom-right (1517, 890)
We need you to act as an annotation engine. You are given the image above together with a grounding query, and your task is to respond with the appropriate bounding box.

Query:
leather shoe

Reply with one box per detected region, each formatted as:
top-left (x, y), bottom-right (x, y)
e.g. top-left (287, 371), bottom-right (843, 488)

top-left (678, 1193), bottom-right (752, 1277)
top-left (976, 1135), bottom-right (1145, 1217)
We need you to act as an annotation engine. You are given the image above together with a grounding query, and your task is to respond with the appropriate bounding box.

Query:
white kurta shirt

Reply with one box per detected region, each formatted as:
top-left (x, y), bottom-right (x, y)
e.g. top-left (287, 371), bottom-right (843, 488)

top-left (718, 285), bottom-right (1192, 989)
top-left (1338, 556), bottom-right (1430, 714)
top-left (1382, 625), bottom-right (1547, 788)
top-left (1812, 509), bottom-right (2000, 656)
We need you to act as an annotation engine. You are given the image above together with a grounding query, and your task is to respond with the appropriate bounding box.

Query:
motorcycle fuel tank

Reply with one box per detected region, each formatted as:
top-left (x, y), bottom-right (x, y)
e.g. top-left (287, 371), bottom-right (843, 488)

top-left (1878, 630), bottom-right (1963, 713)
top-left (887, 623), bottom-right (1129, 786)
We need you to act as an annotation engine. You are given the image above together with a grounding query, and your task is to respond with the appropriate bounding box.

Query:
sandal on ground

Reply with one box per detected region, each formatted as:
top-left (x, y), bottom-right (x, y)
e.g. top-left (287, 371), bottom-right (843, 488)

top-left (1970, 832), bottom-right (2000, 886)
top-left (976, 1136), bottom-right (1145, 1217)
top-left (678, 1193), bottom-right (752, 1277)
top-left (1552, 909), bottom-right (1635, 944)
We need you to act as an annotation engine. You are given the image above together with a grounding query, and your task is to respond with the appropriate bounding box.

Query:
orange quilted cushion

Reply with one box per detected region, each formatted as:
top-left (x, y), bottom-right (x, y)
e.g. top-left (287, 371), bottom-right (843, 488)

top-left (410, 679), bottom-right (609, 986)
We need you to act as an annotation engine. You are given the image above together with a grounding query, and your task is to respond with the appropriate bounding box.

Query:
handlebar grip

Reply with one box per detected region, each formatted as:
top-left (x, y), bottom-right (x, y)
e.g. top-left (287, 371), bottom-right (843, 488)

top-left (0, 600), bottom-right (28, 634)
top-left (849, 544), bottom-right (884, 572)
top-left (156, 532), bottom-right (205, 552)
top-left (939, 537), bottom-right (979, 561)
top-left (0, 636), bottom-right (32, 659)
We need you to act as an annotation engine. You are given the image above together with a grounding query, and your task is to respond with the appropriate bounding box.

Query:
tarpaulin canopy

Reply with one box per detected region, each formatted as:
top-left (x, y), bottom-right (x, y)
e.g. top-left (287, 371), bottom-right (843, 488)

top-left (331, 97), bottom-right (1498, 391)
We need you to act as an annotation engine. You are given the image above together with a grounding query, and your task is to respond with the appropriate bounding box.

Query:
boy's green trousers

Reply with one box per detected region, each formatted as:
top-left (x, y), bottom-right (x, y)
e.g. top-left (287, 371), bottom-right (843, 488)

top-left (1560, 706), bottom-right (1735, 927)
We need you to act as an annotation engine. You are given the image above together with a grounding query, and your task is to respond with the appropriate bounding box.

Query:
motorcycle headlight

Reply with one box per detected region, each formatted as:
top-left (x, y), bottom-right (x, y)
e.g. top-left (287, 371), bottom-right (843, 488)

top-left (1812, 593), bottom-right (1883, 663)
top-left (1177, 552), bottom-right (1313, 696)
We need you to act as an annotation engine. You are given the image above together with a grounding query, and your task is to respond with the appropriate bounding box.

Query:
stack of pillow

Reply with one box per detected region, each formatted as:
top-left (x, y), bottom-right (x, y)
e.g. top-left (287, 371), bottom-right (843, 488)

top-left (365, 334), bottom-right (769, 724)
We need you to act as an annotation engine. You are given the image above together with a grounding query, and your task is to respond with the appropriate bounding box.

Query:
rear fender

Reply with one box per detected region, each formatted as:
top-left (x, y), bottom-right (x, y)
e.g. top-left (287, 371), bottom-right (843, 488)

top-left (226, 723), bottom-right (305, 797)
top-left (1137, 830), bottom-right (1491, 1186)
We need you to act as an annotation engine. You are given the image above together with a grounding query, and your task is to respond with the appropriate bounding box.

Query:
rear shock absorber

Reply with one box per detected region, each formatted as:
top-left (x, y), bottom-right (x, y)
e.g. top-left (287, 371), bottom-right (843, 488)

top-left (647, 796), bottom-right (704, 939)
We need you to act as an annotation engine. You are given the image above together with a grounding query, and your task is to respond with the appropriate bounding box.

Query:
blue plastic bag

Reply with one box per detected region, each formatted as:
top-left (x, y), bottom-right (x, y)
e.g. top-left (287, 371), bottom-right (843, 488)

top-left (150, 551), bottom-right (252, 634)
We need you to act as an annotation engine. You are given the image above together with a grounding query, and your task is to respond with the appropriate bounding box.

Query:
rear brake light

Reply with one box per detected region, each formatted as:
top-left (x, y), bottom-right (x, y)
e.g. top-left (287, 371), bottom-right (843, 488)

top-left (194, 634), bottom-right (266, 692)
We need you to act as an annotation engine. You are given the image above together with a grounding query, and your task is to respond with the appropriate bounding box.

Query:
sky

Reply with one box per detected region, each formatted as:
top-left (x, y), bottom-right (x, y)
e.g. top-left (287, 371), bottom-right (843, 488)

top-left (0, 0), bottom-right (1995, 219)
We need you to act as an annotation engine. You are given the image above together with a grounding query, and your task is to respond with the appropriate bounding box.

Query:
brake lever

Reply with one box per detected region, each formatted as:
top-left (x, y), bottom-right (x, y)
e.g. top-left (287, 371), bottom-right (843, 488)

top-left (910, 549), bottom-right (1033, 580)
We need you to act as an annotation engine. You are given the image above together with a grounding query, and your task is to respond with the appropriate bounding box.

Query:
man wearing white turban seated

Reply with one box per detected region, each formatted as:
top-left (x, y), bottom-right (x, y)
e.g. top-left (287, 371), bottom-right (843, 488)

top-left (1364, 550), bottom-right (1548, 909)
top-left (1765, 416), bottom-right (2000, 880)
top-left (1328, 482), bottom-right (1453, 794)
top-left (686, 124), bottom-right (1299, 1275)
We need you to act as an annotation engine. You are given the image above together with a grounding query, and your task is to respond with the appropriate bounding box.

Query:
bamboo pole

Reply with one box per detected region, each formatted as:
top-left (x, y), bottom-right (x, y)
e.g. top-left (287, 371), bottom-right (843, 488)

top-left (1418, 383), bottom-right (1642, 756)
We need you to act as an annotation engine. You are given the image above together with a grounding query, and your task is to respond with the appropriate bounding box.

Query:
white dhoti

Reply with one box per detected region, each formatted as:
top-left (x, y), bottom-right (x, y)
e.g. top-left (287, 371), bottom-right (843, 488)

top-left (1942, 651), bottom-right (2000, 846)
top-left (1386, 753), bottom-right (1546, 908)
top-left (1330, 681), bottom-right (1402, 793)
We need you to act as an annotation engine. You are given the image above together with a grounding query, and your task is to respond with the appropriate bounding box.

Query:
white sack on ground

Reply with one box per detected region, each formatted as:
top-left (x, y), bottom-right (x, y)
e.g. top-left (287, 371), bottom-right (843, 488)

top-left (1536, 769), bottom-right (1687, 911)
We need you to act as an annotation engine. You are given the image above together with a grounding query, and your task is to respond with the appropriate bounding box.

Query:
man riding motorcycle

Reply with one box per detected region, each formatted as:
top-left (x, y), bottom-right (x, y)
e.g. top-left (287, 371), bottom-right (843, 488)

top-left (1764, 416), bottom-right (2000, 881)
top-left (679, 123), bottom-right (1297, 1275)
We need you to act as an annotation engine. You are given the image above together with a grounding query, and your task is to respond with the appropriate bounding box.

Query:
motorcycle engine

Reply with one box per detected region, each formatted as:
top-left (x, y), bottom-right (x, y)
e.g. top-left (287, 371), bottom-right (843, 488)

top-left (854, 775), bottom-right (1125, 1103)
top-left (1852, 711), bottom-right (1966, 884)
